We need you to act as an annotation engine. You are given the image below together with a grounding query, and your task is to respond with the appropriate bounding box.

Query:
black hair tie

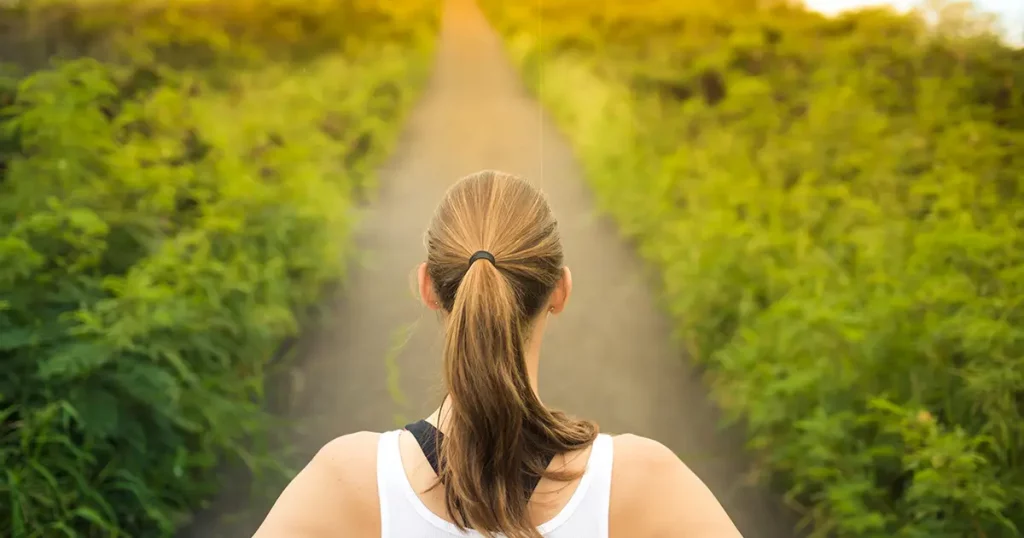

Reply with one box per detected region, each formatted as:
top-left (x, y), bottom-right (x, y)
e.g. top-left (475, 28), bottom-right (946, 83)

top-left (468, 250), bottom-right (496, 267)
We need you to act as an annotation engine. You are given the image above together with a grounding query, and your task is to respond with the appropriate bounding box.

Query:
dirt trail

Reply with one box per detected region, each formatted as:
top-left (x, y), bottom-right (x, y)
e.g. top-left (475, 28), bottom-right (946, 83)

top-left (183, 1), bottom-right (796, 536)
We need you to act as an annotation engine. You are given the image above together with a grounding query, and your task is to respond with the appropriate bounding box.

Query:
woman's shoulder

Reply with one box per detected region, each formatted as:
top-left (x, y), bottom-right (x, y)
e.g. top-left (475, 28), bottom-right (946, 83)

top-left (610, 432), bottom-right (678, 464)
top-left (318, 430), bottom-right (382, 460)
top-left (252, 431), bottom-right (382, 538)
top-left (310, 430), bottom-right (382, 482)
top-left (608, 434), bottom-right (744, 537)
top-left (608, 433), bottom-right (690, 499)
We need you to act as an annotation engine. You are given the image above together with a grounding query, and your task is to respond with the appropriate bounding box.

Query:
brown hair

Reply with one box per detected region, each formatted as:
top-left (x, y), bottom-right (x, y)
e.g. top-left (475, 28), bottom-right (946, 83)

top-left (424, 170), bottom-right (598, 538)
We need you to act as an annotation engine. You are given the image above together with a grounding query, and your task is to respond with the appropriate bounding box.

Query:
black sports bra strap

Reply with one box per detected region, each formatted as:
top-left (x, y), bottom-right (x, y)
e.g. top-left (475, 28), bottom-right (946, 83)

top-left (403, 420), bottom-right (555, 499)
top-left (525, 451), bottom-right (556, 499)
top-left (405, 420), bottom-right (442, 476)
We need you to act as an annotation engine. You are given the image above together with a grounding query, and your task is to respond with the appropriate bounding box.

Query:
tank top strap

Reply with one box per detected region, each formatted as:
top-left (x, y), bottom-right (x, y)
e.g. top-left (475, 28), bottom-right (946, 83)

top-left (585, 433), bottom-right (615, 503)
top-left (548, 433), bottom-right (615, 536)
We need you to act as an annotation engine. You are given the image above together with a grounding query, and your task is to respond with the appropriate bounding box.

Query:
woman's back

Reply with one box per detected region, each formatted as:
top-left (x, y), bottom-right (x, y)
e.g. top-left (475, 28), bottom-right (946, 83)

top-left (254, 427), bottom-right (744, 537)
top-left (379, 427), bottom-right (614, 537)
top-left (252, 171), bottom-right (744, 538)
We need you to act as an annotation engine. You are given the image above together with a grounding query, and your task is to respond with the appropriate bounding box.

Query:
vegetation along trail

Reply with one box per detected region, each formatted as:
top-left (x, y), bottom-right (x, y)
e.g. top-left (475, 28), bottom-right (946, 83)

top-left (185, 0), bottom-right (794, 536)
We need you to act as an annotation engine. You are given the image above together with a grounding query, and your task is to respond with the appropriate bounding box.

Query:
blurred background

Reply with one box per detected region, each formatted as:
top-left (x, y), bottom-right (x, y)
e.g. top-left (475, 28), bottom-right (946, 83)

top-left (1, 0), bottom-right (1021, 537)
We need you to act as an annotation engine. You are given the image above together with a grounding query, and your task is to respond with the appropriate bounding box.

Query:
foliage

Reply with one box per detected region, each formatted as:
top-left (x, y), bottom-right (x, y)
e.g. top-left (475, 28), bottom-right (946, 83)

top-left (480, 1), bottom-right (1024, 536)
top-left (0, 1), bottom-right (439, 536)
top-left (1, 0), bottom-right (440, 71)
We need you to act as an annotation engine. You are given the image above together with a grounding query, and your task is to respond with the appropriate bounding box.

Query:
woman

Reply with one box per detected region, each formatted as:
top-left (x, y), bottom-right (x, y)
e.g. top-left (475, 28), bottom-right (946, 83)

top-left (253, 171), bottom-right (744, 537)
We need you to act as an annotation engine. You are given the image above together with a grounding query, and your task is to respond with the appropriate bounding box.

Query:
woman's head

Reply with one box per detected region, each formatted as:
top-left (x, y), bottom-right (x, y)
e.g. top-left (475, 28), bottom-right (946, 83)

top-left (420, 169), bottom-right (571, 328)
top-left (416, 170), bottom-right (597, 538)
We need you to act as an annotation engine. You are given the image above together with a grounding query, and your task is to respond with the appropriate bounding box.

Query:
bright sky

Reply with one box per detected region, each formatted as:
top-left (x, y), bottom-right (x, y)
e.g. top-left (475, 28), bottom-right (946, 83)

top-left (803, 0), bottom-right (1024, 44)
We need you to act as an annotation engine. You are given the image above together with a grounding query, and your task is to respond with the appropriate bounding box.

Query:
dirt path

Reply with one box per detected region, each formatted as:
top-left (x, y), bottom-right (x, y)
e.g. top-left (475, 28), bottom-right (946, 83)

top-left (182, 1), bottom-right (796, 536)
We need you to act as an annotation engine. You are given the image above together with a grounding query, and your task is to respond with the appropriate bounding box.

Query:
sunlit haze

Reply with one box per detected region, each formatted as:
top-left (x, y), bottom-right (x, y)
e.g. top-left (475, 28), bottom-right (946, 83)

top-left (805, 0), bottom-right (1023, 43)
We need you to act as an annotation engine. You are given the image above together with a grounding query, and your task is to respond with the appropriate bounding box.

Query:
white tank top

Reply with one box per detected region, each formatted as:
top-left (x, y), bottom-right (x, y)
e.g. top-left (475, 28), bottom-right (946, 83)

top-left (376, 430), bottom-right (615, 537)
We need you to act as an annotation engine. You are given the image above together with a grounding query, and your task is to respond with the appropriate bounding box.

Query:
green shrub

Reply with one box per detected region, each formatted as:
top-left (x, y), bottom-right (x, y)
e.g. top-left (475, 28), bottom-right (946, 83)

top-left (481, 1), bottom-right (1024, 536)
top-left (0, 1), bottom-right (439, 536)
top-left (0, 0), bottom-right (440, 71)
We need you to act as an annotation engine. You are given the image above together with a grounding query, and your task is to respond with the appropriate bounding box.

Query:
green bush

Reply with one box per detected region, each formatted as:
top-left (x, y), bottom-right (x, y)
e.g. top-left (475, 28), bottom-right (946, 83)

top-left (0, 0), bottom-right (440, 70)
top-left (0, 1), bottom-right (439, 536)
top-left (481, 1), bottom-right (1024, 536)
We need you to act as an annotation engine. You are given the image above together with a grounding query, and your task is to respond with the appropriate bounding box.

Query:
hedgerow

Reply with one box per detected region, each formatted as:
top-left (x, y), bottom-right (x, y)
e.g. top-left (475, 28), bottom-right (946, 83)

top-left (480, 1), bottom-right (1024, 536)
top-left (0, 1), bottom-right (438, 536)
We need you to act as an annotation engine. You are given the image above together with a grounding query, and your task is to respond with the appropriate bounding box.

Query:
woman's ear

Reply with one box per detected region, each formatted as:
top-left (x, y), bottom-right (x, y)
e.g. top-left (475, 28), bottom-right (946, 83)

top-left (418, 262), bottom-right (442, 310)
top-left (548, 266), bottom-right (573, 315)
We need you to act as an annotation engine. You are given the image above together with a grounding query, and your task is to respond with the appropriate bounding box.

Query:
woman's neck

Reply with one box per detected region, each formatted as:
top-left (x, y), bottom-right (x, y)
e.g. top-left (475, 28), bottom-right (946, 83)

top-left (427, 345), bottom-right (543, 433)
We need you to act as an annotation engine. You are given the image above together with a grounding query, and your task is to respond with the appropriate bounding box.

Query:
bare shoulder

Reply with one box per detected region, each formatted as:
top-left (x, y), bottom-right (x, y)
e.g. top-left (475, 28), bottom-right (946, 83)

top-left (252, 431), bottom-right (381, 538)
top-left (312, 430), bottom-right (380, 475)
top-left (612, 433), bottom-right (680, 468)
top-left (610, 434), bottom-right (744, 538)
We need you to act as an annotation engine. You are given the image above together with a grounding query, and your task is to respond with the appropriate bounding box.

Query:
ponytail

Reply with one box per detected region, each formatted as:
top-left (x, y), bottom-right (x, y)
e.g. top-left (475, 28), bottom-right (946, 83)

top-left (425, 170), bottom-right (597, 538)
top-left (441, 257), bottom-right (540, 536)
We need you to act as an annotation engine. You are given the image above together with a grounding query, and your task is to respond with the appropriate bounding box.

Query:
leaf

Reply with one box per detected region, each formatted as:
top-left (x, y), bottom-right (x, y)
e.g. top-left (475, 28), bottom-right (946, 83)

top-left (109, 362), bottom-right (181, 413)
top-left (38, 342), bottom-right (114, 381)
top-left (69, 386), bottom-right (121, 439)
top-left (7, 471), bottom-right (25, 537)
top-left (72, 506), bottom-right (116, 532)
top-left (27, 460), bottom-right (60, 496)
top-left (0, 326), bottom-right (36, 351)
top-left (51, 522), bottom-right (78, 538)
